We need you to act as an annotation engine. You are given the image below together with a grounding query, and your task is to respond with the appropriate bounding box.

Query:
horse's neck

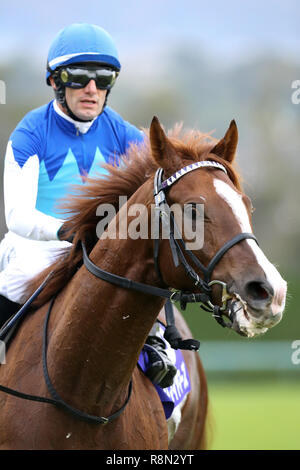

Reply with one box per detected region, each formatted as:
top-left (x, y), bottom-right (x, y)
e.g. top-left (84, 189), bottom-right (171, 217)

top-left (47, 185), bottom-right (164, 411)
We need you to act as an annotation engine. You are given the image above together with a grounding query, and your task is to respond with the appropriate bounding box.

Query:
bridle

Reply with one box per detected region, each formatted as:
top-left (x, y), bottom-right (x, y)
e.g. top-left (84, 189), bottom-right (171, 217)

top-left (152, 161), bottom-right (258, 328)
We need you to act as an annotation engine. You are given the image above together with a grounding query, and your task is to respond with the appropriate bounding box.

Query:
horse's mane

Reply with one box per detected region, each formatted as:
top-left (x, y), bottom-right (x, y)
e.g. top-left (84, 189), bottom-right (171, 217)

top-left (27, 124), bottom-right (242, 307)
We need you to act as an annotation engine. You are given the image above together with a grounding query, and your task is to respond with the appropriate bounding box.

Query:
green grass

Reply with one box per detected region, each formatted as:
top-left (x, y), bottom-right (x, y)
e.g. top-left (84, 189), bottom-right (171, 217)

top-left (206, 379), bottom-right (300, 450)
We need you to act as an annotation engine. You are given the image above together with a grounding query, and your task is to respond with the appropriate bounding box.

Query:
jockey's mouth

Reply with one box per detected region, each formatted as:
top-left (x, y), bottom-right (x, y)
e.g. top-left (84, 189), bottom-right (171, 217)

top-left (80, 98), bottom-right (98, 105)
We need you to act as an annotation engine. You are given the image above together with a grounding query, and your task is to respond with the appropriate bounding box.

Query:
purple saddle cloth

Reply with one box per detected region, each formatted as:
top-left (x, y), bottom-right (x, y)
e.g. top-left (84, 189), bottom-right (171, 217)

top-left (138, 323), bottom-right (191, 419)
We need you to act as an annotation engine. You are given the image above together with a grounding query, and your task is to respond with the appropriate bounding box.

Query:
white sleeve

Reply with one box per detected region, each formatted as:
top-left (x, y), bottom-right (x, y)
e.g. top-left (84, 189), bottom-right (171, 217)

top-left (4, 140), bottom-right (64, 241)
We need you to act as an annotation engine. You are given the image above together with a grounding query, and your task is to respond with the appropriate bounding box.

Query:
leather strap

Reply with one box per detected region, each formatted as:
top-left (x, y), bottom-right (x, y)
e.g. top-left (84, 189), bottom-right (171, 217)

top-left (82, 241), bottom-right (208, 306)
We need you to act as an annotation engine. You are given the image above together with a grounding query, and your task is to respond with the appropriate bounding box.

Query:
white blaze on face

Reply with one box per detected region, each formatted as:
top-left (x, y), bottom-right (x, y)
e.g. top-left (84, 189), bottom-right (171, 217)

top-left (213, 178), bottom-right (287, 316)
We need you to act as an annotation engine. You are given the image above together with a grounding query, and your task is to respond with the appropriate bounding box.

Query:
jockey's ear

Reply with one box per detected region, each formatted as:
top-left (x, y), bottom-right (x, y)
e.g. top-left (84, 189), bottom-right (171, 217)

top-left (211, 119), bottom-right (238, 163)
top-left (150, 116), bottom-right (181, 174)
top-left (49, 76), bottom-right (58, 90)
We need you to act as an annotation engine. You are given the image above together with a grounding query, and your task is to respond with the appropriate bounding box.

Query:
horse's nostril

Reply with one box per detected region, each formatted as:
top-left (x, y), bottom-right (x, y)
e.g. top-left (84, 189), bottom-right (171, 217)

top-left (245, 281), bottom-right (273, 302)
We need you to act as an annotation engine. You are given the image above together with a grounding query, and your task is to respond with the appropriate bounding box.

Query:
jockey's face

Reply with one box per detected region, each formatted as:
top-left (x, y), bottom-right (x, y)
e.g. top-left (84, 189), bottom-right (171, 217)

top-left (50, 76), bottom-right (107, 121)
top-left (64, 79), bottom-right (107, 121)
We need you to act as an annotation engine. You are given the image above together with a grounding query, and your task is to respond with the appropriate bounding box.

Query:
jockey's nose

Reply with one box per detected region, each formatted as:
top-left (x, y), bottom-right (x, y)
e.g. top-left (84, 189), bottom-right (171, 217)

top-left (84, 79), bottom-right (97, 93)
top-left (243, 278), bottom-right (274, 314)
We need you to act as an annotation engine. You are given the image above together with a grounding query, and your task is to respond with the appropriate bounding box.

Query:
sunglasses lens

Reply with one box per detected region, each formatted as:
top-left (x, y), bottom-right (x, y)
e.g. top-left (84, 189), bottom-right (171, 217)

top-left (95, 69), bottom-right (117, 89)
top-left (60, 67), bottom-right (117, 90)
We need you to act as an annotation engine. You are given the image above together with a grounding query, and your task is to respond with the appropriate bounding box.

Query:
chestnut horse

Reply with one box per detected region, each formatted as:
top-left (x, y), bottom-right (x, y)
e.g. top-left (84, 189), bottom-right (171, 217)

top-left (0, 118), bottom-right (287, 450)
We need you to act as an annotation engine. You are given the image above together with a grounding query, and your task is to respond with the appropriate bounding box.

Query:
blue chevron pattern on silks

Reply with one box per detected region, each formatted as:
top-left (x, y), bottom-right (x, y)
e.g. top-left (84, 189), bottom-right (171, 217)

top-left (42, 146), bottom-right (109, 182)
top-left (36, 147), bottom-right (109, 218)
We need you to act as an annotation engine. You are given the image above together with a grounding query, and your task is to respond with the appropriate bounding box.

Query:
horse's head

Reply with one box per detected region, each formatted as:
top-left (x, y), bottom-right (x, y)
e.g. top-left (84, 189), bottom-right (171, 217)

top-left (149, 117), bottom-right (287, 338)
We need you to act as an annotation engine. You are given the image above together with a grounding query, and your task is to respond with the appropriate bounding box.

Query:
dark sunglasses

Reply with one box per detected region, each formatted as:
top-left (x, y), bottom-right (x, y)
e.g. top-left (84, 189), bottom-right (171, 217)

top-left (58, 66), bottom-right (119, 90)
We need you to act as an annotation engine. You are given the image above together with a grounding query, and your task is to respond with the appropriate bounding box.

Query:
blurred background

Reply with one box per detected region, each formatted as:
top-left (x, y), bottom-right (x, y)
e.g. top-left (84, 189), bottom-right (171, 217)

top-left (0, 0), bottom-right (300, 450)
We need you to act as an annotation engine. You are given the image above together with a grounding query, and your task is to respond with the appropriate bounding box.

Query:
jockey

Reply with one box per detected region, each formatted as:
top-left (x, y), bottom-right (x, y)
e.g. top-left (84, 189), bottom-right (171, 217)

top-left (0, 23), bottom-right (176, 388)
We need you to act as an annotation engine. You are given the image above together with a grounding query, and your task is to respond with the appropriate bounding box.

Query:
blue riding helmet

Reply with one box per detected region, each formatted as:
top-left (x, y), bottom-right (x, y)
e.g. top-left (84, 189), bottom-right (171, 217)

top-left (46, 23), bottom-right (121, 84)
top-left (46, 23), bottom-right (121, 121)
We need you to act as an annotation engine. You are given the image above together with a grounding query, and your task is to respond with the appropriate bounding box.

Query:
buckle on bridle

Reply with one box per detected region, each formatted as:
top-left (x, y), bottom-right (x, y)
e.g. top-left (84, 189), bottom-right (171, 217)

top-left (169, 290), bottom-right (180, 304)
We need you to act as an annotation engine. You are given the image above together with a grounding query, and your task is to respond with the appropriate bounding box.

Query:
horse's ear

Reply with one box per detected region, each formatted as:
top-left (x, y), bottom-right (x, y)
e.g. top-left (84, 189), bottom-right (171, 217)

top-left (150, 116), bottom-right (181, 171)
top-left (211, 120), bottom-right (238, 163)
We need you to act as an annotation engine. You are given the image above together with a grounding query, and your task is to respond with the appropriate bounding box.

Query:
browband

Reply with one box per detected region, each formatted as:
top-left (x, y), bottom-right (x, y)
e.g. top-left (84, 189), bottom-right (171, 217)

top-left (160, 161), bottom-right (227, 190)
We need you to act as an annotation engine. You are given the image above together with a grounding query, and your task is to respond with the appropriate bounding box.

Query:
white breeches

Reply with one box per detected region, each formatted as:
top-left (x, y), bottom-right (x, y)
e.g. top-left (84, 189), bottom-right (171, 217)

top-left (0, 231), bottom-right (72, 303)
